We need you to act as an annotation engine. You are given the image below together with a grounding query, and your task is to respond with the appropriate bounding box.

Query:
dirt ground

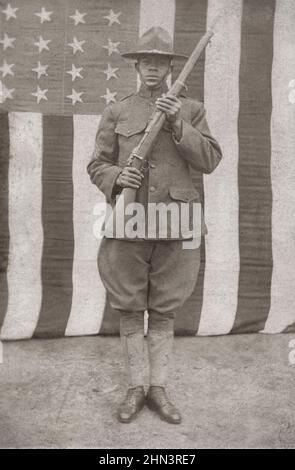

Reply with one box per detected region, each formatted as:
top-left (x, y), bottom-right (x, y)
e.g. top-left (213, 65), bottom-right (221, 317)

top-left (0, 333), bottom-right (294, 449)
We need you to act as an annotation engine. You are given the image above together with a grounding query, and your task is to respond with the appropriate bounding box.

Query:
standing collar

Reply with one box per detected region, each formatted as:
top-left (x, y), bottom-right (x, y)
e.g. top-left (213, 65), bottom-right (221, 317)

top-left (138, 82), bottom-right (169, 99)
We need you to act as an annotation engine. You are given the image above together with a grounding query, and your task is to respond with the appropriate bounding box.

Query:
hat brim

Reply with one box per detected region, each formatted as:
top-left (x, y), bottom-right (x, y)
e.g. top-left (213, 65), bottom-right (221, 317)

top-left (121, 50), bottom-right (188, 60)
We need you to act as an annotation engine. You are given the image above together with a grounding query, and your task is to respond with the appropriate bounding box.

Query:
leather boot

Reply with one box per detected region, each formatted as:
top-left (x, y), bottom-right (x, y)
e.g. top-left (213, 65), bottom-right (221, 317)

top-left (146, 386), bottom-right (182, 424)
top-left (117, 386), bottom-right (145, 423)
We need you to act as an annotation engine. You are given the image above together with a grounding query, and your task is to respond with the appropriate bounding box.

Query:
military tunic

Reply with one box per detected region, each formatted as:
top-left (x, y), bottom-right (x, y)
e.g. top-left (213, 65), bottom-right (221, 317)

top-left (87, 82), bottom-right (222, 312)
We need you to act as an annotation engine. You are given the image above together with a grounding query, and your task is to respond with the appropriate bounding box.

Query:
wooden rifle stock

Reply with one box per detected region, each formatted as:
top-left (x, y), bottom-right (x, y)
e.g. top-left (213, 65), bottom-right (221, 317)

top-left (104, 29), bottom-right (214, 237)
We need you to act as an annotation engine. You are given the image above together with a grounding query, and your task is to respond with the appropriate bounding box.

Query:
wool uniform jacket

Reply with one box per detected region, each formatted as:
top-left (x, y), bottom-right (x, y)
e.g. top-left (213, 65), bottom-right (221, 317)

top-left (87, 83), bottom-right (222, 239)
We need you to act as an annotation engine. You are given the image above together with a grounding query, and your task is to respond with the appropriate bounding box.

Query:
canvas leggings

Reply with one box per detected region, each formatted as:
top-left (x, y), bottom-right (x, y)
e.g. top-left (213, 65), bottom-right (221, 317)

top-left (98, 238), bottom-right (201, 387)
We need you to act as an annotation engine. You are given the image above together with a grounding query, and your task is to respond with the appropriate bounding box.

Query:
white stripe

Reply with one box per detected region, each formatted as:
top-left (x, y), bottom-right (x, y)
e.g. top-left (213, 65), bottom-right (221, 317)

top-left (0, 113), bottom-right (43, 340)
top-left (198, 0), bottom-right (242, 335)
top-left (65, 115), bottom-right (106, 336)
top-left (262, 0), bottom-right (295, 333)
top-left (139, 0), bottom-right (175, 35)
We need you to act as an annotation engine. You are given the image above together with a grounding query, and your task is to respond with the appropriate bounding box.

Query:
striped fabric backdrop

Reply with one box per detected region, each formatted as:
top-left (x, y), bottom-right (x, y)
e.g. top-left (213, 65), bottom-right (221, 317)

top-left (0, 0), bottom-right (295, 340)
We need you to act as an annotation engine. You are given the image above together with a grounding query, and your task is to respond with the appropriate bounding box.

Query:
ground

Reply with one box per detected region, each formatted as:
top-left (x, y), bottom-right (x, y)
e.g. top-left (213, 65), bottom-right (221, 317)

top-left (0, 333), bottom-right (294, 449)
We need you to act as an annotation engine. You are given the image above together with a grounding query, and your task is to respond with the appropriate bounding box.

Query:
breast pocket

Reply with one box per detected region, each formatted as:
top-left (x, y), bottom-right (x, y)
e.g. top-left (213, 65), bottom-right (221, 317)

top-left (115, 121), bottom-right (147, 138)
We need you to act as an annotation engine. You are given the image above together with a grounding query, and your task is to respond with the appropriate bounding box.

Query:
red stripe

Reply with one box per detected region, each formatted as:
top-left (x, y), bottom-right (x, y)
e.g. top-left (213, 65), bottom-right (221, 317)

top-left (0, 112), bottom-right (10, 330)
top-left (34, 116), bottom-right (74, 338)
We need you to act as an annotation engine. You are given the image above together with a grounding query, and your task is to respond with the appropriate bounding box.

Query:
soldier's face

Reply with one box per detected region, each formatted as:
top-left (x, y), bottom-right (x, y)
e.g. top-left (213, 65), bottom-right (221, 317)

top-left (136, 55), bottom-right (172, 89)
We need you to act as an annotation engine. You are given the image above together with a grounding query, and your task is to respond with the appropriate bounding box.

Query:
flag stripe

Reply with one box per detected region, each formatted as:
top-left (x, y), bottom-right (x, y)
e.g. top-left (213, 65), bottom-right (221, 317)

top-left (198, 0), bottom-right (242, 335)
top-left (0, 112), bottom-right (10, 331)
top-left (65, 115), bottom-right (106, 336)
top-left (173, 0), bottom-right (208, 334)
top-left (173, 0), bottom-right (208, 102)
top-left (263, 0), bottom-right (295, 334)
top-left (231, 0), bottom-right (274, 334)
top-left (138, 0), bottom-right (176, 34)
top-left (34, 115), bottom-right (74, 338)
top-left (1, 112), bottom-right (43, 339)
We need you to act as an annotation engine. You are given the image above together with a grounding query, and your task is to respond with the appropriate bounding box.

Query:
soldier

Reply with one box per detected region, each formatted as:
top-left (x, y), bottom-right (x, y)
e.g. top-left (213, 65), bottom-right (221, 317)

top-left (87, 27), bottom-right (222, 424)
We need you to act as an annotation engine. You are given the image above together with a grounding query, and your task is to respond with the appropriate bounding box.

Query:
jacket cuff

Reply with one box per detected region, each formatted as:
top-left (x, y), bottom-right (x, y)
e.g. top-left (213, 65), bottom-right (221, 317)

top-left (95, 166), bottom-right (123, 204)
top-left (111, 169), bottom-right (123, 200)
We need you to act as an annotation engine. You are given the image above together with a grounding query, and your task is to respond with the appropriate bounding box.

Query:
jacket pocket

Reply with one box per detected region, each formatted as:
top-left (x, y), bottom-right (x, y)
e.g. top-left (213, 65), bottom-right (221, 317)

top-left (169, 187), bottom-right (207, 236)
top-left (169, 187), bottom-right (200, 203)
top-left (115, 121), bottom-right (147, 137)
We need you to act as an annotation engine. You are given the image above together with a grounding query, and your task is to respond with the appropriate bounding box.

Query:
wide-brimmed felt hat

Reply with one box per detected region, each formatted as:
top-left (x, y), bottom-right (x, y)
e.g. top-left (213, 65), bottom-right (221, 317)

top-left (121, 26), bottom-right (188, 60)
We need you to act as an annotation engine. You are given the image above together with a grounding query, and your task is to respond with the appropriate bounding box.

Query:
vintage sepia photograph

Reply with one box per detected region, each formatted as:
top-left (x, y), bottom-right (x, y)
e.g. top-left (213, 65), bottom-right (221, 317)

top-left (0, 0), bottom-right (294, 451)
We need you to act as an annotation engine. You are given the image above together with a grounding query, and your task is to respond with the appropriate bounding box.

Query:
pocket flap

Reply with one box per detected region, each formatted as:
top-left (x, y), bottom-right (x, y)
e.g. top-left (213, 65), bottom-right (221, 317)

top-left (169, 187), bottom-right (200, 203)
top-left (115, 121), bottom-right (147, 137)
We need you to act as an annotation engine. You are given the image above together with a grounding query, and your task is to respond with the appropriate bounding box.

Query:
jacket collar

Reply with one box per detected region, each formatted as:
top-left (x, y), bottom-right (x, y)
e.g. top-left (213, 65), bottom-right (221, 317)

top-left (138, 82), bottom-right (169, 99)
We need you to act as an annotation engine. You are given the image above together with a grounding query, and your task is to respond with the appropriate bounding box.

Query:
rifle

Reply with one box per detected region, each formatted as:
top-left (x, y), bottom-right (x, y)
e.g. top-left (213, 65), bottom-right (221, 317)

top-left (104, 29), bottom-right (214, 237)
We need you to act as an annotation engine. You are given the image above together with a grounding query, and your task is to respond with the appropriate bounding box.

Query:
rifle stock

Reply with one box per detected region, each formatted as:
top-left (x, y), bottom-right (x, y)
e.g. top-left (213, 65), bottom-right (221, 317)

top-left (104, 29), bottom-right (214, 237)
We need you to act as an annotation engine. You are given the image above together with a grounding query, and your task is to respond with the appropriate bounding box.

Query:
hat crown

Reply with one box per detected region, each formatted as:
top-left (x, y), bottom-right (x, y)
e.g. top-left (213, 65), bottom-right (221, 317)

top-left (138, 26), bottom-right (173, 54)
top-left (121, 26), bottom-right (188, 60)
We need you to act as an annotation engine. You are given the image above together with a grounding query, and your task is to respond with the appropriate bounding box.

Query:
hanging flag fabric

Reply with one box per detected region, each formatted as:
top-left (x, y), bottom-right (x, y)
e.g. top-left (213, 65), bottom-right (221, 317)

top-left (0, 0), bottom-right (295, 340)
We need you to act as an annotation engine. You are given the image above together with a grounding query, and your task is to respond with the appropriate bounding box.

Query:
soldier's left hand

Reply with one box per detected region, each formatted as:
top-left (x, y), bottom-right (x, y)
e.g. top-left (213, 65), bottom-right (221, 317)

top-left (155, 95), bottom-right (182, 123)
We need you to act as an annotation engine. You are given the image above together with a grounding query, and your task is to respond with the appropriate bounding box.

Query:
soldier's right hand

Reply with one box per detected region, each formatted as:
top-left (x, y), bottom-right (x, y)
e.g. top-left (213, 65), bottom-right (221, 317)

top-left (116, 167), bottom-right (144, 189)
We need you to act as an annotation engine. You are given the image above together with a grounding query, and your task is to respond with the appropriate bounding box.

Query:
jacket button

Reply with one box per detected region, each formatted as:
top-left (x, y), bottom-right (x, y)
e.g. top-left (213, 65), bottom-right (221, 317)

top-left (149, 186), bottom-right (156, 192)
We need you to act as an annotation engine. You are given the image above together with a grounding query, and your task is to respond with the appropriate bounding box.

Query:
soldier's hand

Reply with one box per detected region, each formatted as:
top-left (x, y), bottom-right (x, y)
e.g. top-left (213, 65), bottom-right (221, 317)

top-left (156, 94), bottom-right (182, 123)
top-left (116, 167), bottom-right (144, 189)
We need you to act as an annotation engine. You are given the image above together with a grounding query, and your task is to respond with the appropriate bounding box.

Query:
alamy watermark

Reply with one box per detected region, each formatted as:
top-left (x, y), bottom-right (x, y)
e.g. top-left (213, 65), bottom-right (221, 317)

top-left (92, 195), bottom-right (202, 249)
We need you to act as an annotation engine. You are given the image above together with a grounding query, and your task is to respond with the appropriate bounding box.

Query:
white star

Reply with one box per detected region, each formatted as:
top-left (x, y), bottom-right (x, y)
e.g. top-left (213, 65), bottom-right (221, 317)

top-left (0, 33), bottom-right (16, 51)
top-left (69, 9), bottom-right (86, 26)
top-left (31, 86), bottom-right (48, 104)
top-left (101, 88), bottom-right (117, 105)
top-left (103, 63), bottom-right (119, 81)
top-left (67, 88), bottom-right (84, 105)
top-left (104, 9), bottom-right (121, 26)
top-left (34, 36), bottom-right (51, 53)
top-left (2, 3), bottom-right (18, 21)
top-left (0, 59), bottom-right (15, 78)
top-left (32, 61), bottom-right (48, 79)
top-left (35, 7), bottom-right (53, 24)
top-left (0, 83), bottom-right (15, 103)
top-left (68, 37), bottom-right (86, 54)
top-left (102, 38), bottom-right (120, 56)
top-left (66, 64), bottom-right (83, 81)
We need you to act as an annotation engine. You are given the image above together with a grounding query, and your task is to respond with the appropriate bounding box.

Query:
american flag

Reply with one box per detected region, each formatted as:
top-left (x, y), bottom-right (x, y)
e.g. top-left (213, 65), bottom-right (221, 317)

top-left (0, 0), bottom-right (295, 340)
